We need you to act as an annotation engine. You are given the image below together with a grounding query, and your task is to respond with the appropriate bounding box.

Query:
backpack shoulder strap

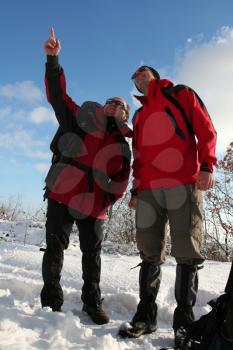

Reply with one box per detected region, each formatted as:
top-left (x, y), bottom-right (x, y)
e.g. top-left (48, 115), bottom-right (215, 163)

top-left (132, 108), bottom-right (142, 127)
top-left (161, 85), bottom-right (194, 136)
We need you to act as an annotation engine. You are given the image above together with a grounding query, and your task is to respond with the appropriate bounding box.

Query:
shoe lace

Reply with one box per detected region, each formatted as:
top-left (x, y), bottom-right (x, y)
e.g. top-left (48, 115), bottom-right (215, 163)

top-left (96, 298), bottom-right (104, 311)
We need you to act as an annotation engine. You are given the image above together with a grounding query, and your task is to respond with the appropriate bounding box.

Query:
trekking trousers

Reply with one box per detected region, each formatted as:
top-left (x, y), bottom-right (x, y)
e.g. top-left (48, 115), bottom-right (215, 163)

top-left (41, 198), bottom-right (104, 310)
top-left (135, 184), bottom-right (205, 330)
top-left (136, 184), bottom-right (204, 265)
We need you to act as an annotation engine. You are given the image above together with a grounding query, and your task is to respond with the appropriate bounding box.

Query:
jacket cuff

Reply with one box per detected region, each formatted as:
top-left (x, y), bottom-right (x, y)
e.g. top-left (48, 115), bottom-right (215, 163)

top-left (200, 167), bottom-right (212, 173)
top-left (200, 161), bottom-right (213, 173)
top-left (130, 188), bottom-right (138, 196)
top-left (46, 55), bottom-right (59, 66)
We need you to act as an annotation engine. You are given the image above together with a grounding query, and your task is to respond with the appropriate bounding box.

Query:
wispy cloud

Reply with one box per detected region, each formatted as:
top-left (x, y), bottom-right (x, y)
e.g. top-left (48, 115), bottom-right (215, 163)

top-left (0, 129), bottom-right (43, 149)
top-left (0, 80), bottom-right (55, 166)
top-left (25, 150), bottom-right (51, 160)
top-left (34, 163), bottom-right (50, 173)
top-left (0, 128), bottom-right (50, 160)
top-left (28, 106), bottom-right (57, 124)
top-left (0, 104), bottom-right (56, 126)
top-left (0, 107), bottom-right (29, 124)
top-left (0, 81), bottom-right (43, 104)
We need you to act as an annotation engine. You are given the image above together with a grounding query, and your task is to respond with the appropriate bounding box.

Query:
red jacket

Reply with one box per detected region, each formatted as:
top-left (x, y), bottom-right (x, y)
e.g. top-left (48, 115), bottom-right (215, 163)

top-left (131, 78), bottom-right (217, 193)
top-left (44, 56), bottom-right (132, 219)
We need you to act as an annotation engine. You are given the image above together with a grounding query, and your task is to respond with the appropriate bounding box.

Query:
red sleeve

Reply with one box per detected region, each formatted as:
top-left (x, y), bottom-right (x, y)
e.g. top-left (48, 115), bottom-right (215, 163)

top-left (185, 88), bottom-right (217, 172)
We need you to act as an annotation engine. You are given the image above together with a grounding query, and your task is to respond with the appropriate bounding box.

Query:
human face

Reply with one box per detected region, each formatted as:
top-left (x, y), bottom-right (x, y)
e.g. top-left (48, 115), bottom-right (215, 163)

top-left (132, 67), bottom-right (155, 95)
top-left (104, 97), bottom-right (129, 122)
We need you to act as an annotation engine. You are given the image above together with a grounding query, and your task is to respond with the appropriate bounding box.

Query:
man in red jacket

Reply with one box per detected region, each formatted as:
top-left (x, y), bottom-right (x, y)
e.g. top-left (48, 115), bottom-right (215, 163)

top-left (41, 28), bottom-right (132, 325)
top-left (119, 66), bottom-right (217, 343)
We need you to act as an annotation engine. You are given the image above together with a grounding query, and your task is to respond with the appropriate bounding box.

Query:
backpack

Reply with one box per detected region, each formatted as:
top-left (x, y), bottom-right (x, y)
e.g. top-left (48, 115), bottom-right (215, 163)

top-left (180, 262), bottom-right (233, 350)
top-left (50, 101), bottom-right (102, 159)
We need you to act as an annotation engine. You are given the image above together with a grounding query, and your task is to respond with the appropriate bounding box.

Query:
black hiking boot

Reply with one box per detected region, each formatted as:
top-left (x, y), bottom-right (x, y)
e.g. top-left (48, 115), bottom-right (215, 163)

top-left (174, 326), bottom-right (189, 348)
top-left (119, 320), bottom-right (157, 338)
top-left (173, 264), bottom-right (201, 349)
top-left (119, 301), bottom-right (158, 338)
top-left (119, 262), bottom-right (161, 338)
top-left (83, 302), bottom-right (109, 325)
top-left (41, 282), bottom-right (63, 313)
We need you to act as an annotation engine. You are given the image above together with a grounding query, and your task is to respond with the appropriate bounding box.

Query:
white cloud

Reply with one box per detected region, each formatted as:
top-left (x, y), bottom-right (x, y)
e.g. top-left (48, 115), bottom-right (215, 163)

top-left (28, 106), bottom-right (57, 124)
top-left (0, 129), bottom-right (50, 160)
top-left (0, 129), bottom-right (42, 149)
top-left (0, 81), bottom-right (43, 103)
top-left (25, 150), bottom-right (51, 160)
top-left (175, 26), bottom-right (233, 152)
top-left (34, 163), bottom-right (50, 173)
top-left (0, 107), bottom-right (28, 124)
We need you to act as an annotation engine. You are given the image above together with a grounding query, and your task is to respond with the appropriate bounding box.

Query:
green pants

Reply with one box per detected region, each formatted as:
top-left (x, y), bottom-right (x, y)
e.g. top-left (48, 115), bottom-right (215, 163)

top-left (136, 184), bottom-right (204, 265)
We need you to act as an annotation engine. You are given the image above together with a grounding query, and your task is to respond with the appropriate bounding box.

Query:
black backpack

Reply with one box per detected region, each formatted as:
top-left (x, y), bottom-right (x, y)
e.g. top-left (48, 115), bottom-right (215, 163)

top-left (180, 262), bottom-right (233, 350)
top-left (50, 101), bottom-right (102, 160)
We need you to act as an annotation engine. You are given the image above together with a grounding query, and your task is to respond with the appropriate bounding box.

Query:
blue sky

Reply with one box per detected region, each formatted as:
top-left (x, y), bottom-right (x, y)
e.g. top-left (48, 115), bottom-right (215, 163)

top-left (0, 0), bottom-right (233, 212)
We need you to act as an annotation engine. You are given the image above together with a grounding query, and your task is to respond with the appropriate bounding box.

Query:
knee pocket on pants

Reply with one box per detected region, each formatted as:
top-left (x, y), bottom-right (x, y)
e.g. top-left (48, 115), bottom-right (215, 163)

top-left (47, 233), bottom-right (68, 252)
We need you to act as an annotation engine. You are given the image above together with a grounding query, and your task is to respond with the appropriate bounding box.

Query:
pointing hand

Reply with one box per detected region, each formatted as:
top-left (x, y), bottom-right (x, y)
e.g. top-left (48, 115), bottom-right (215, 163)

top-left (44, 27), bottom-right (61, 56)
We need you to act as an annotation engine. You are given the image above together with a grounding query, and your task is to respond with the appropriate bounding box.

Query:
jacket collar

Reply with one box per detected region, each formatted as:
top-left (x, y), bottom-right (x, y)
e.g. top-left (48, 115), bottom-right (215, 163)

top-left (134, 78), bottom-right (174, 106)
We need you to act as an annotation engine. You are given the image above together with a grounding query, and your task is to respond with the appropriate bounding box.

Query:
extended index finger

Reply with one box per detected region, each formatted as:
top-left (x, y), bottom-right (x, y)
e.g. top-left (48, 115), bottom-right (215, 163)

top-left (50, 27), bottom-right (55, 40)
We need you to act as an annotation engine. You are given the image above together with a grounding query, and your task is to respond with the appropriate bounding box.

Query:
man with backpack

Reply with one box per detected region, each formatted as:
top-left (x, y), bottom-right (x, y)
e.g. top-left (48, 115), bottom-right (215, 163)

top-left (40, 28), bottom-right (132, 325)
top-left (119, 65), bottom-right (217, 344)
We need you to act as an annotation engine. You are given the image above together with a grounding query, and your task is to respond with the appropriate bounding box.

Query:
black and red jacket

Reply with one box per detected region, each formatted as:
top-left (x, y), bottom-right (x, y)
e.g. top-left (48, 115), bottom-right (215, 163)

top-left (44, 56), bottom-right (132, 219)
top-left (131, 78), bottom-right (217, 194)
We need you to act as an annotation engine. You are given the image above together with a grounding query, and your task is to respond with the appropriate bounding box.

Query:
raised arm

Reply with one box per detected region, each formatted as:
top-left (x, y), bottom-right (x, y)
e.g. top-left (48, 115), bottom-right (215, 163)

top-left (44, 28), bottom-right (79, 132)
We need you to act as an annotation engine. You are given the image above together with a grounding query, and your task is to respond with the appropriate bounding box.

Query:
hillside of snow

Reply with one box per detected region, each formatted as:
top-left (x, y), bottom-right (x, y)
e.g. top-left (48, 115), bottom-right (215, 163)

top-left (0, 219), bottom-right (231, 349)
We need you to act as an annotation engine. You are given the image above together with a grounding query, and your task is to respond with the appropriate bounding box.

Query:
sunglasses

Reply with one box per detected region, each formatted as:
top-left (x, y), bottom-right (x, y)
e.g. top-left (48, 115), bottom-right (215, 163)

top-left (105, 99), bottom-right (129, 115)
top-left (131, 66), bottom-right (150, 80)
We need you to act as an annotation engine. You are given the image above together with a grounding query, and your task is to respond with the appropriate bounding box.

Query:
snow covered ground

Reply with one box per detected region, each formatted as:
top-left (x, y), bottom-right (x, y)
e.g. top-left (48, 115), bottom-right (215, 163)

top-left (0, 219), bottom-right (231, 350)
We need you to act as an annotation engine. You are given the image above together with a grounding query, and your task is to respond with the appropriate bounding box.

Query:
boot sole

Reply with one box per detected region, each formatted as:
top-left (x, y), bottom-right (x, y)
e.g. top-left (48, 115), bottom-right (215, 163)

top-left (119, 322), bottom-right (157, 338)
top-left (82, 307), bottom-right (109, 325)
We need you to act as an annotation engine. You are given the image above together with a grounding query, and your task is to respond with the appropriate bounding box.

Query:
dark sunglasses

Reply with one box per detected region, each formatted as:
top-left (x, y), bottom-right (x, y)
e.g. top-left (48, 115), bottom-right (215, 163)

top-left (105, 99), bottom-right (129, 115)
top-left (131, 66), bottom-right (150, 80)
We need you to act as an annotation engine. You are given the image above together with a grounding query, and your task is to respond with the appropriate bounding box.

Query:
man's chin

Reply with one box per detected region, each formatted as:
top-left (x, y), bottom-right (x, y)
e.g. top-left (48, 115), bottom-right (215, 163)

top-left (136, 82), bottom-right (148, 93)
